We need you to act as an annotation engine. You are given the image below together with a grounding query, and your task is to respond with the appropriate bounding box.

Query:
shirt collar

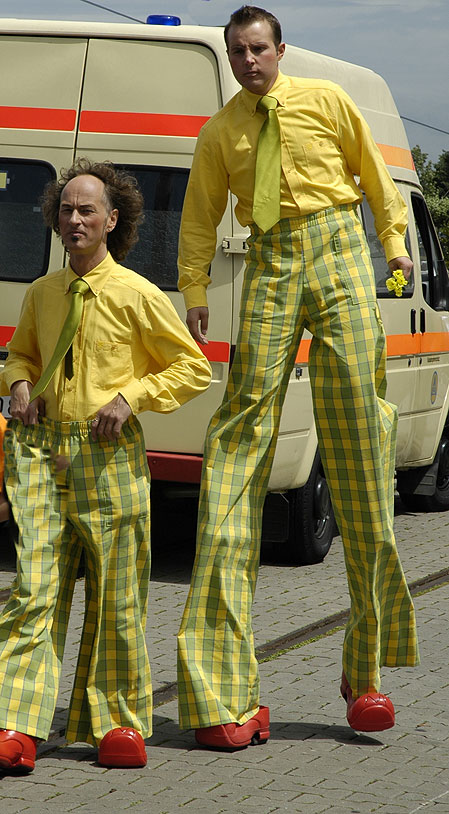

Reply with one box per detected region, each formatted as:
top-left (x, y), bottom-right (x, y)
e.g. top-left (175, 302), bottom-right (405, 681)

top-left (240, 71), bottom-right (290, 115)
top-left (64, 251), bottom-right (116, 295)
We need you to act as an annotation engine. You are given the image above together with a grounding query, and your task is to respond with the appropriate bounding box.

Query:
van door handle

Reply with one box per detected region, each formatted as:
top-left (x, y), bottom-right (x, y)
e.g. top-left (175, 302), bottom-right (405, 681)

top-left (411, 309), bottom-right (416, 335)
top-left (420, 308), bottom-right (426, 333)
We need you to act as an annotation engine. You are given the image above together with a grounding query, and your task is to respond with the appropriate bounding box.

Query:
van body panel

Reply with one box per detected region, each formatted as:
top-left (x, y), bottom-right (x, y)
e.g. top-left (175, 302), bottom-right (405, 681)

top-left (1, 19), bottom-right (448, 497)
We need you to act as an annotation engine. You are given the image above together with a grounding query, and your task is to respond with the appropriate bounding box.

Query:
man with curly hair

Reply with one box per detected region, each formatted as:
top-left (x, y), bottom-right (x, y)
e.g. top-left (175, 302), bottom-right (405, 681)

top-left (0, 160), bottom-right (211, 772)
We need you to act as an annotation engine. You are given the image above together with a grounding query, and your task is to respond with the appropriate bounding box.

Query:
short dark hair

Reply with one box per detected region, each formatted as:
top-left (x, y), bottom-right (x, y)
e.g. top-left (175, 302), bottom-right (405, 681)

top-left (224, 5), bottom-right (282, 49)
top-left (41, 158), bottom-right (144, 261)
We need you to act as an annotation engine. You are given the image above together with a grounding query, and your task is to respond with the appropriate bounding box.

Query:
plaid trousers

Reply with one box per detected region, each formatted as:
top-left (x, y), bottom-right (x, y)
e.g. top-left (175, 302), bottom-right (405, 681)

top-left (177, 205), bottom-right (419, 729)
top-left (0, 415), bottom-right (152, 745)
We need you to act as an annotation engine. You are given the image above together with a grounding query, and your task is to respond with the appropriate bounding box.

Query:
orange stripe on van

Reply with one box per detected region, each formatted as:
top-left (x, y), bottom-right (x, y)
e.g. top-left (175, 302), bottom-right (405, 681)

top-left (295, 339), bottom-right (311, 364)
top-left (386, 333), bottom-right (421, 356)
top-left (295, 332), bottom-right (449, 364)
top-left (377, 144), bottom-right (415, 171)
top-left (0, 106), bottom-right (77, 131)
top-left (421, 332), bottom-right (449, 353)
top-left (2, 327), bottom-right (448, 363)
top-left (79, 110), bottom-right (209, 137)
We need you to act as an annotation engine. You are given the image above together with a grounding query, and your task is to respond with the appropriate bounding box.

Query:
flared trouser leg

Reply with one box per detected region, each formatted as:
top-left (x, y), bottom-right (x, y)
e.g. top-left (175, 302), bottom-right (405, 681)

top-left (177, 206), bottom-right (418, 730)
top-left (0, 423), bottom-right (77, 739)
top-left (0, 416), bottom-right (152, 745)
top-left (307, 262), bottom-right (419, 695)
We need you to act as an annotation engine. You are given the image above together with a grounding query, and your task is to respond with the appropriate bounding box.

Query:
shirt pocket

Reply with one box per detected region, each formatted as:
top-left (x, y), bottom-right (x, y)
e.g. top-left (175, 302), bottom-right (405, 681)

top-left (301, 137), bottom-right (343, 185)
top-left (93, 340), bottom-right (133, 390)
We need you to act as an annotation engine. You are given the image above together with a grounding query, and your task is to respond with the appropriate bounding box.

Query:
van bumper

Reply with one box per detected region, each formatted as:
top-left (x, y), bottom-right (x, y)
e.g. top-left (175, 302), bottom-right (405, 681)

top-left (146, 451), bottom-right (203, 483)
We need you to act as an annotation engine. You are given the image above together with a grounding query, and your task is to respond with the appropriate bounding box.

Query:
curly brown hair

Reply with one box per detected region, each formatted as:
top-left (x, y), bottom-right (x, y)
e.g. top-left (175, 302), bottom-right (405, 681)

top-left (41, 158), bottom-right (144, 261)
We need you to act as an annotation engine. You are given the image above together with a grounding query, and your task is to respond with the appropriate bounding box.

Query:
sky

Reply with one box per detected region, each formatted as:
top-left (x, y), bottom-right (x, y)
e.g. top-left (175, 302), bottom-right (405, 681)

top-left (0, 0), bottom-right (448, 163)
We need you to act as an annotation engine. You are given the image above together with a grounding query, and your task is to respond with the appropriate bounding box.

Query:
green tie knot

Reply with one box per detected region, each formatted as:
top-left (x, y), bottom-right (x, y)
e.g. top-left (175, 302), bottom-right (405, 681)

top-left (70, 278), bottom-right (90, 296)
top-left (257, 95), bottom-right (278, 113)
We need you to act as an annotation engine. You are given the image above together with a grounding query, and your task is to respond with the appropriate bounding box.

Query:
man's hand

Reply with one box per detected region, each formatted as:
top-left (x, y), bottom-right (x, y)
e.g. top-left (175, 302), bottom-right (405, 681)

top-left (9, 380), bottom-right (45, 425)
top-left (388, 256), bottom-right (413, 281)
top-left (186, 307), bottom-right (209, 345)
top-left (91, 393), bottom-right (132, 441)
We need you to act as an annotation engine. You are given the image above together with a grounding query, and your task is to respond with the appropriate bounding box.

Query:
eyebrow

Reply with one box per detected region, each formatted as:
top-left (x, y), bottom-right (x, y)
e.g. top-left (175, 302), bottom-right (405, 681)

top-left (60, 201), bottom-right (97, 208)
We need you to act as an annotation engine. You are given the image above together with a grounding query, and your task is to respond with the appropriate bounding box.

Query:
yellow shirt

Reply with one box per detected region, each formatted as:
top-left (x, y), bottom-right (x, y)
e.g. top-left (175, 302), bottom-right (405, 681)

top-left (1, 252), bottom-right (211, 421)
top-left (178, 71), bottom-right (409, 310)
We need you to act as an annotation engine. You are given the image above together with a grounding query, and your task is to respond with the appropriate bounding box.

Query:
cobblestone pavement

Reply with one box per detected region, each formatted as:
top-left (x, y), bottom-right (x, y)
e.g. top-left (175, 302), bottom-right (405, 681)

top-left (0, 498), bottom-right (448, 813)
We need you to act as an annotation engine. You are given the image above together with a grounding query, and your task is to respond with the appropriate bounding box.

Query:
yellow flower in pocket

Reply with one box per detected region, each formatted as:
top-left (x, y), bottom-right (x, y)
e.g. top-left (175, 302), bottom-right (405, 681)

top-left (386, 269), bottom-right (408, 297)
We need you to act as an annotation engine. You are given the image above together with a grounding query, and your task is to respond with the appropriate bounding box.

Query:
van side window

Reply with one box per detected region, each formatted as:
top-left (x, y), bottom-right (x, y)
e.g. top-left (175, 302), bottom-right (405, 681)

top-left (118, 165), bottom-right (189, 290)
top-left (411, 193), bottom-right (449, 311)
top-left (361, 196), bottom-right (413, 297)
top-left (0, 159), bottom-right (54, 282)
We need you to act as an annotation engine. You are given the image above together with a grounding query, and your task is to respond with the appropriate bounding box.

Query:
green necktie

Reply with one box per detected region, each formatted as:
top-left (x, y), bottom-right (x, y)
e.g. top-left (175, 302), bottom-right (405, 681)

top-left (30, 278), bottom-right (89, 401)
top-left (252, 95), bottom-right (281, 233)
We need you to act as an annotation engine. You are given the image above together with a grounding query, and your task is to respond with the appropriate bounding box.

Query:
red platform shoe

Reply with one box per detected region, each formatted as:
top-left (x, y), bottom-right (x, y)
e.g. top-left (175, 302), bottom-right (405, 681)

top-left (340, 674), bottom-right (395, 732)
top-left (0, 729), bottom-right (37, 773)
top-left (98, 727), bottom-right (147, 768)
top-left (195, 706), bottom-right (270, 750)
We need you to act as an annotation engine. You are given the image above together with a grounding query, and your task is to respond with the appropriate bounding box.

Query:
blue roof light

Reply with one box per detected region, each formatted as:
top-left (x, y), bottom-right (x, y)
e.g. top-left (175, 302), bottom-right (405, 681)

top-left (146, 14), bottom-right (181, 25)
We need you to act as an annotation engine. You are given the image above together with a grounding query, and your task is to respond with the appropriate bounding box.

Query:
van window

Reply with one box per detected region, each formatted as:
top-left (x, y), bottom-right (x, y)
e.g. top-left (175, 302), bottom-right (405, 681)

top-left (411, 193), bottom-right (449, 311)
top-left (119, 165), bottom-right (189, 290)
top-left (361, 197), bottom-right (413, 297)
top-left (0, 159), bottom-right (54, 283)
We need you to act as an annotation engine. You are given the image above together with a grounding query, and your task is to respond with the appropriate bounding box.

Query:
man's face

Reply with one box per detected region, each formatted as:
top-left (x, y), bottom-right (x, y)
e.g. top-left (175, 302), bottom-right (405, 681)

top-left (58, 174), bottom-right (117, 257)
top-left (227, 20), bottom-right (285, 95)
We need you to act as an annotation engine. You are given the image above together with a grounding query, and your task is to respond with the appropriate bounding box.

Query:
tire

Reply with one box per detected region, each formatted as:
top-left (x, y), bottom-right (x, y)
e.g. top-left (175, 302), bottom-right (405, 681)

top-left (283, 450), bottom-right (337, 565)
top-left (398, 492), bottom-right (427, 511)
top-left (398, 431), bottom-right (449, 513)
top-left (422, 433), bottom-right (449, 511)
top-left (0, 518), bottom-right (17, 564)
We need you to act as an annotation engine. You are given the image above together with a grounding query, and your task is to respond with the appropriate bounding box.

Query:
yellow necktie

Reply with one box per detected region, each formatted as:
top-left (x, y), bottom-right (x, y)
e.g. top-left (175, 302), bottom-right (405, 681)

top-left (252, 95), bottom-right (281, 233)
top-left (30, 278), bottom-right (89, 401)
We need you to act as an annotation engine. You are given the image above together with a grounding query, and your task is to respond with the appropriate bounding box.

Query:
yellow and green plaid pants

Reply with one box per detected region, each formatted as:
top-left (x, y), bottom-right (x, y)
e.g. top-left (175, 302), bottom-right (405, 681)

top-left (0, 415), bottom-right (152, 745)
top-left (178, 205), bottom-right (419, 729)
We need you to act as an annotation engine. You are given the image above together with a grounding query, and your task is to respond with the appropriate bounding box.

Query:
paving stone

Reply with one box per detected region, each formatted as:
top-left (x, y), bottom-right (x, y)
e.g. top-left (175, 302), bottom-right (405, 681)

top-left (1, 501), bottom-right (449, 811)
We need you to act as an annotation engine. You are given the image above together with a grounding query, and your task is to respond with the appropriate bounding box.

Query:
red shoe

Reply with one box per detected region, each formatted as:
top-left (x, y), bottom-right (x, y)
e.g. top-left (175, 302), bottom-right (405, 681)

top-left (98, 728), bottom-right (147, 768)
top-left (195, 706), bottom-right (270, 750)
top-left (0, 730), bottom-right (37, 773)
top-left (341, 677), bottom-right (395, 732)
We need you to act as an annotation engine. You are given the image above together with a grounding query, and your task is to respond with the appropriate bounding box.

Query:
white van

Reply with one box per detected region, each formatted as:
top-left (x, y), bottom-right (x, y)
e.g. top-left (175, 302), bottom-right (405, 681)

top-left (1, 16), bottom-right (448, 563)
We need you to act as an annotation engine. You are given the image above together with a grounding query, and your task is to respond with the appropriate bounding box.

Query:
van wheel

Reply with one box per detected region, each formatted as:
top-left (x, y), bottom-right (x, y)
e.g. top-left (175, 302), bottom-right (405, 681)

top-left (284, 450), bottom-right (336, 565)
top-left (398, 492), bottom-right (426, 511)
top-left (399, 432), bottom-right (449, 512)
top-left (423, 433), bottom-right (449, 511)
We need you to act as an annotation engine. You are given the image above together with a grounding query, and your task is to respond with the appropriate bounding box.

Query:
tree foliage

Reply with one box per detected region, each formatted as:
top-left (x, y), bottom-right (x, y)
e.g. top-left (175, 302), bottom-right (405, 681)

top-left (412, 145), bottom-right (449, 263)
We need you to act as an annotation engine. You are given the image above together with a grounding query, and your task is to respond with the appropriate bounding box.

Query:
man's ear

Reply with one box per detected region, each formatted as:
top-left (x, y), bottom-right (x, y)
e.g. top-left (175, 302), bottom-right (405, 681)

top-left (277, 42), bottom-right (286, 62)
top-left (107, 208), bottom-right (119, 232)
